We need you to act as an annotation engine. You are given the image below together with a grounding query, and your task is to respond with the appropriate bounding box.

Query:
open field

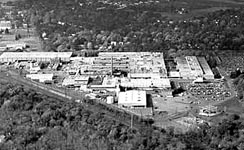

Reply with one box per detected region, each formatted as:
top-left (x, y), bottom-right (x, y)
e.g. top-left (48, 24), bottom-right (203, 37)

top-left (153, 96), bottom-right (190, 115)
top-left (216, 97), bottom-right (244, 114)
top-left (151, 0), bottom-right (244, 20)
top-left (164, 0), bottom-right (244, 10)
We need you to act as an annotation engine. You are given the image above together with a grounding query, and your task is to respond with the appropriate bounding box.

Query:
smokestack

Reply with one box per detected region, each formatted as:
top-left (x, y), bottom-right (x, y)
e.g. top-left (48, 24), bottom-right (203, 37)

top-left (111, 56), bottom-right (113, 76)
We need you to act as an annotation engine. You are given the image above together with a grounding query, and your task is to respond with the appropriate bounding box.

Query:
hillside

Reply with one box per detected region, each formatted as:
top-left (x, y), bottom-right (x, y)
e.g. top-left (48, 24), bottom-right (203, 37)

top-left (0, 81), bottom-right (244, 149)
top-left (10, 0), bottom-right (244, 55)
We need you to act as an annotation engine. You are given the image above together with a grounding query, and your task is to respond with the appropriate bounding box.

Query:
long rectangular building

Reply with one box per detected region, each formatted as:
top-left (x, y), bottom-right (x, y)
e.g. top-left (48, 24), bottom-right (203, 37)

top-left (175, 57), bottom-right (192, 79)
top-left (121, 78), bottom-right (171, 89)
top-left (0, 52), bottom-right (72, 62)
top-left (175, 56), bottom-right (213, 79)
top-left (98, 52), bottom-right (152, 58)
top-left (198, 57), bottom-right (214, 79)
top-left (185, 56), bottom-right (203, 77)
top-left (26, 74), bottom-right (54, 82)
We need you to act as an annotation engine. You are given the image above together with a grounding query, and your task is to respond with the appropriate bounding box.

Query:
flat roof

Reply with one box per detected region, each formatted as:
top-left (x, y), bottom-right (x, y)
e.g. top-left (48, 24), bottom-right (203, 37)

top-left (176, 57), bottom-right (191, 71)
top-left (0, 21), bottom-right (11, 28)
top-left (118, 90), bottom-right (147, 107)
top-left (185, 56), bottom-right (202, 71)
top-left (102, 77), bottom-right (118, 86)
top-left (176, 56), bottom-right (206, 78)
top-left (121, 78), bottom-right (171, 88)
top-left (98, 52), bottom-right (152, 57)
top-left (129, 52), bottom-right (167, 76)
top-left (198, 57), bottom-right (214, 76)
top-left (73, 76), bottom-right (90, 81)
top-left (129, 73), bottom-right (161, 78)
top-left (26, 73), bottom-right (53, 77)
top-left (169, 71), bottom-right (180, 77)
top-left (62, 76), bottom-right (89, 86)
top-left (62, 78), bottom-right (76, 86)
top-left (26, 74), bottom-right (54, 80)
top-left (0, 52), bottom-right (72, 59)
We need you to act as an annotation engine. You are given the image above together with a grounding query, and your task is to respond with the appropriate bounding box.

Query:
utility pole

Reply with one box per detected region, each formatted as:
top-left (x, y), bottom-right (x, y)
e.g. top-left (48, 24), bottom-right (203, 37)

top-left (27, 20), bottom-right (30, 37)
top-left (111, 56), bottom-right (113, 76)
top-left (130, 113), bottom-right (133, 129)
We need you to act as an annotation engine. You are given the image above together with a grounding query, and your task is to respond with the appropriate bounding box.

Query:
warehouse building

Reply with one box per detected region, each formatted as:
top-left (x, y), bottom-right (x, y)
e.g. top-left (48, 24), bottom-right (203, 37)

top-left (129, 53), bottom-right (167, 78)
top-left (0, 21), bottom-right (11, 30)
top-left (175, 57), bottom-right (192, 79)
top-left (6, 42), bottom-right (27, 50)
top-left (26, 74), bottom-right (54, 83)
top-left (198, 57), bottom-right (214, 79)
top-left (185, 56), bottom-right (203, 77)
top-left (98, 52), bottom-right (151, 58)
top-left (88, 76), bottom-right (119, 91)
top-left (0, 52), bottom-right (72, 62)
top-left (118, 90), bottom-right (147, 108)
top-left (62, 76), bottom-right (90, 87)
top-left (67, 52), bottom-right (168, 77)
top-left (98, 52), bottom-right (167, 78)
top-left (120, 78), bottom-right (171, 89)
top-left (175, 56), bottom-right (213, 79)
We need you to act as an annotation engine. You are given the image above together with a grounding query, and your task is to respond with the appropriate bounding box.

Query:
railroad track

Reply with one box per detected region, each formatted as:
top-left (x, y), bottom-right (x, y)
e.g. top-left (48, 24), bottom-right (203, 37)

top-left (0, 70), bottom-right (147, 129)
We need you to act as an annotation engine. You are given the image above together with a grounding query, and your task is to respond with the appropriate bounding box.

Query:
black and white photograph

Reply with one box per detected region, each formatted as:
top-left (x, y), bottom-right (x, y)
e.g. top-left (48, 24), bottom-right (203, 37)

top-left (0, 0), bottom-right (244, 149)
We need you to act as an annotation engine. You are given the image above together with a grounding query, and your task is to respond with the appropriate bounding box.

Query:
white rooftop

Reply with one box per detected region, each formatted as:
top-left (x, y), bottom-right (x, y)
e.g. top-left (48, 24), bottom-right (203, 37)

top-left (118, 90), bottom-right (147, 107)
top-left (121, 78), bottom-right (171, 89)
top-left (26, 74), bottom-right (53, 82)
top-left (0, 52), bottom-right (72, 59)
top-left (62, 75), bottom-right (89, 86)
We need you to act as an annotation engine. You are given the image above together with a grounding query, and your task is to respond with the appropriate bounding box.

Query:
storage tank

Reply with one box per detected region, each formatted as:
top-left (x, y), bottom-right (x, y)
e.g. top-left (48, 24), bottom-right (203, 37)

top-left (106, 96), bottom-right (114, 104)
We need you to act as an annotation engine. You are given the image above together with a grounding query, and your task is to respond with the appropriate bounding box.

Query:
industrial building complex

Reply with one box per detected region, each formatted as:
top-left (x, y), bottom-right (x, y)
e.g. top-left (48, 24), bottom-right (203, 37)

top-left (0, 52), bottom-right (215, 93)
top-left (0, 3), bottom-right (236, 134)
top-left (1, 50), bottom-right (228, 131)
top-left (0, 51), bottom-right (214, 80)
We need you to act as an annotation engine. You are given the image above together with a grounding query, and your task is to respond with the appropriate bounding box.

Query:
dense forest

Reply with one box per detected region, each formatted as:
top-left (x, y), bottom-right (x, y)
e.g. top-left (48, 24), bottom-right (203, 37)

top-left (233, 73), bottom-right (244, 99)
top-left (11, 0), bottom-right (244, 55)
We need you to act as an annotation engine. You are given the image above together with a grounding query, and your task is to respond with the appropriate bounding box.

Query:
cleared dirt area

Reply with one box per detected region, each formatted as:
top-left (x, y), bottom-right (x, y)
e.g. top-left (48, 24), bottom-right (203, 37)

top-left (153, 96), bottom-right (190, 115)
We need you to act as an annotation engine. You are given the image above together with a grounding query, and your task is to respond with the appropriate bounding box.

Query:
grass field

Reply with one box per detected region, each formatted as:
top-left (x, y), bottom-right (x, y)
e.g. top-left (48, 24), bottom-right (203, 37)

top-left (155, 0), bottom-right (244, 20)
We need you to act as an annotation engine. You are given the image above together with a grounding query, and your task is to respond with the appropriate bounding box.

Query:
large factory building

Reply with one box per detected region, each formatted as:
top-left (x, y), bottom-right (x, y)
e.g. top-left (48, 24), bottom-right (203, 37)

top-left (0, 52), bottom-right (72, 62)
top-left (175, 56), bottom-right (214, 79)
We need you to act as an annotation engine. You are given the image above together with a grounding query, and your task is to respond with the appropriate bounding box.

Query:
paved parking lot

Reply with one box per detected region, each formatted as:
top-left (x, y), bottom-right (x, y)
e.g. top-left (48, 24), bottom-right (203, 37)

top-left (187, 82), bottom-right (231, 102)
